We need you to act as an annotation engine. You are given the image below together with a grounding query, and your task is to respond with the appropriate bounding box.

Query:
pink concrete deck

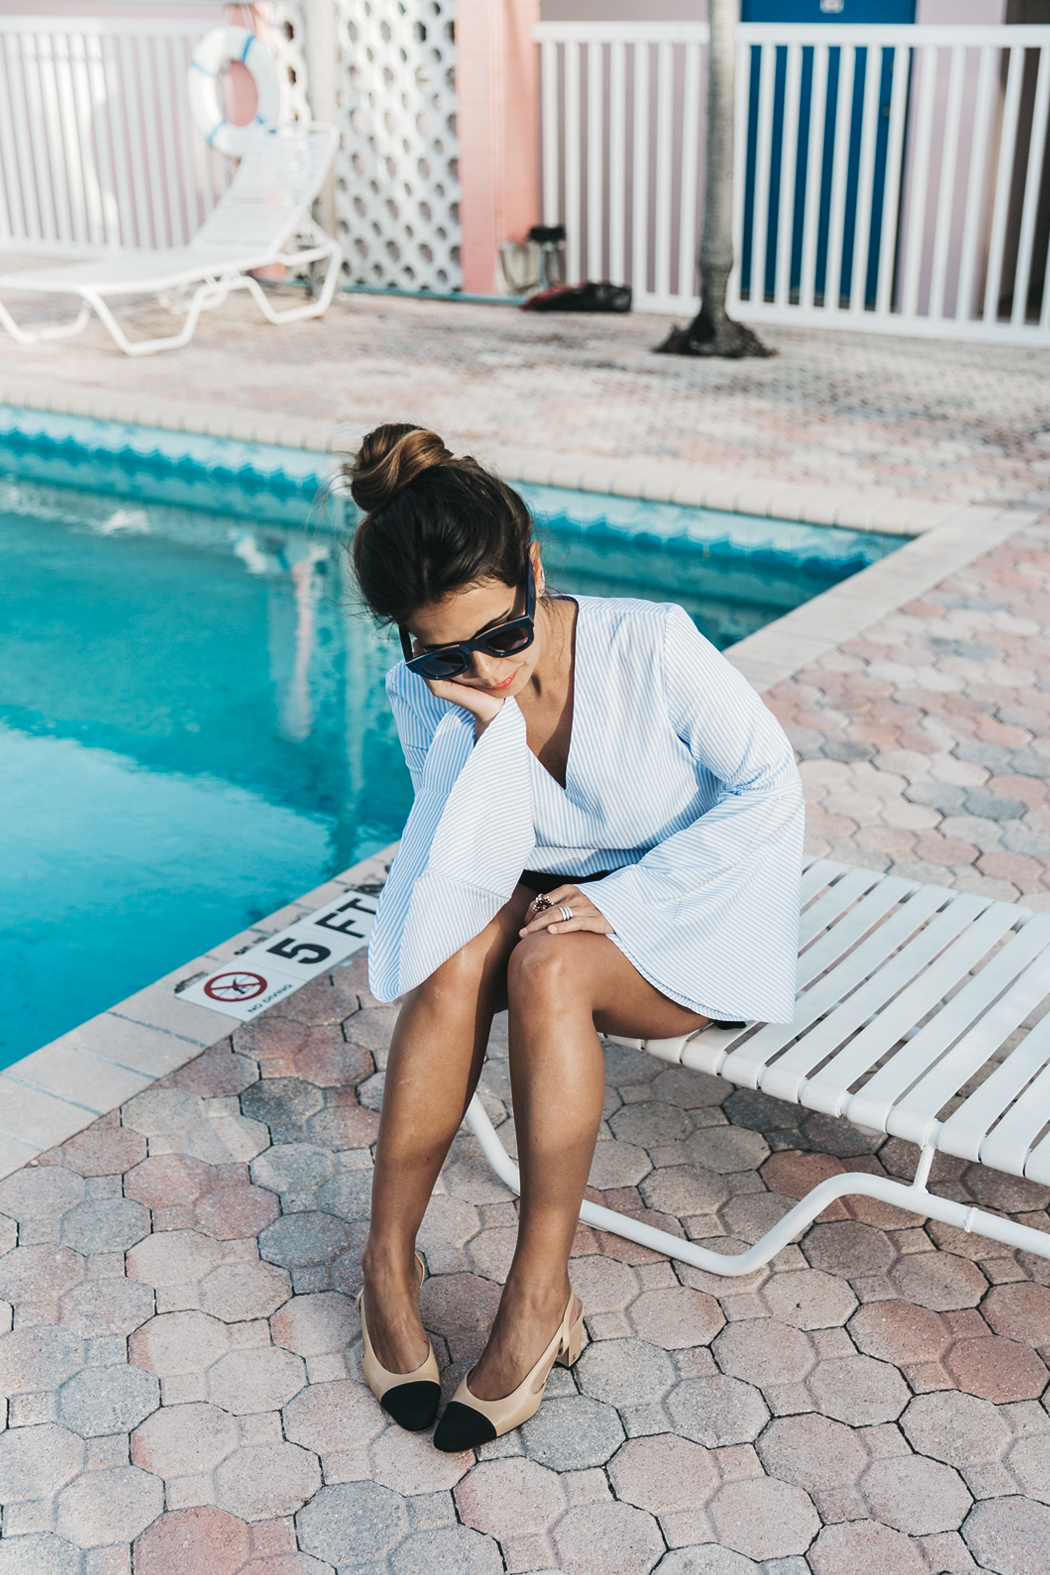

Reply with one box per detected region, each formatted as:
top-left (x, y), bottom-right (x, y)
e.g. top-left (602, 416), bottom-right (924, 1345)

top-left (2, 294), bottom-right (1050, 1573)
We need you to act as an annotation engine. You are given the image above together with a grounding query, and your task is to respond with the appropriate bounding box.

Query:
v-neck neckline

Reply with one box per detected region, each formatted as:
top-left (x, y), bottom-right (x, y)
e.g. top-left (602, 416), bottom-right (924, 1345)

top-left (526, 595), bottom-right (582, 797)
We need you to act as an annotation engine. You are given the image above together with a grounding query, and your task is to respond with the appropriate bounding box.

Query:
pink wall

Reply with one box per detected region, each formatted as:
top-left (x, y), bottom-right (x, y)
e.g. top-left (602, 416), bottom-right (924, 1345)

top-left (457, 0), bottom-right (542, 293)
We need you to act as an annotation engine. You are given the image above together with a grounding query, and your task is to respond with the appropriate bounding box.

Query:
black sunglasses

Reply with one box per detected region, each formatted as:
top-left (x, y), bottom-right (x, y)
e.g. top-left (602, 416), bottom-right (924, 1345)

top-left (399, 570), bottom-right (536, 680)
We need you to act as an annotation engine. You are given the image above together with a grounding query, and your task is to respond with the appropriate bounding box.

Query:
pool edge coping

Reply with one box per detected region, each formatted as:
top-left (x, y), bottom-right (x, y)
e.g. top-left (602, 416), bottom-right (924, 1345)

top-left (0, 373), bottom-right (1004, 537)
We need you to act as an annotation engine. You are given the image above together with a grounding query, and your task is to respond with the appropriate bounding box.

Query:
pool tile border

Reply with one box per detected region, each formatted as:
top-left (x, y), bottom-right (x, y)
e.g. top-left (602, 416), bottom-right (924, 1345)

top-left (0, 852), bottom-right (393, 1180)
top-left (0, 374), bottom-right (979, 535)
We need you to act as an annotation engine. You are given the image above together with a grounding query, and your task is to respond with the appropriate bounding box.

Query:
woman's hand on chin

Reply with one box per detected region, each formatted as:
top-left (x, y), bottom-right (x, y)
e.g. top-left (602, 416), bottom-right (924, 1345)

top-left (424, 677), bottom-right (506, 738)
top-left (518, 884), bottom-right (614, 939)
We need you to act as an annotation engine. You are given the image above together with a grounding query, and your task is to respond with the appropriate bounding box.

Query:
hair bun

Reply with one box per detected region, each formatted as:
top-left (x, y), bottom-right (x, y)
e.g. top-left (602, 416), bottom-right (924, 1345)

top-left (348, 423), bottom-right (453, 515)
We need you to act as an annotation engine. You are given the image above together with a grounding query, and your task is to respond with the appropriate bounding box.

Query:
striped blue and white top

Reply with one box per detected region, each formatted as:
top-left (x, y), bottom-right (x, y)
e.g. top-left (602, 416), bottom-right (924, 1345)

top-left (367, 596), bottom-right (804, 1023)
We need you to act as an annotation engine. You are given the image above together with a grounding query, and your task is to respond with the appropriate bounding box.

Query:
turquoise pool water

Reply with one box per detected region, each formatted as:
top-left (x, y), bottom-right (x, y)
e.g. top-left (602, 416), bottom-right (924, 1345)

top-left (0, 413), bottom-right (902, 1067)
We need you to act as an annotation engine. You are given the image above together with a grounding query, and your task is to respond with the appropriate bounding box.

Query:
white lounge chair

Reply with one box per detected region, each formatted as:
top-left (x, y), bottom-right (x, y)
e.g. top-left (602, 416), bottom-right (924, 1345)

top-left (467, 858), bottom-right (1050, 1274)
top-left (0, 124), bottom-right (342, 357)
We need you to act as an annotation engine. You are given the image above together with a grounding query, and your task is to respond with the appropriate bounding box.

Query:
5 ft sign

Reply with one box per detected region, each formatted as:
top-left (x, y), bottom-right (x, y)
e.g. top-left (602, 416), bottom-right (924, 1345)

top-left (180, 888), bottom-right (378, 1021)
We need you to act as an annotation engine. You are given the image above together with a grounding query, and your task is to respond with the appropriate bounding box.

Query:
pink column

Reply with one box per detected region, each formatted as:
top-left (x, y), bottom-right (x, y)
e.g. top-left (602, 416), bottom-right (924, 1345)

top-left (456, 0), bottom-right (541, 294)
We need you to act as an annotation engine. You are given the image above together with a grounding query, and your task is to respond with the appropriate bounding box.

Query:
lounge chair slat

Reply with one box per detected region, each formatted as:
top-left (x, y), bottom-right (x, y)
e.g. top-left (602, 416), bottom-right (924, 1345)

top-left (797, 864), bottom-right (886, 951)
top-left (939, 1010), bottom-right (1050, 1163)
top-left (796, 875), bottom-right (918, 991)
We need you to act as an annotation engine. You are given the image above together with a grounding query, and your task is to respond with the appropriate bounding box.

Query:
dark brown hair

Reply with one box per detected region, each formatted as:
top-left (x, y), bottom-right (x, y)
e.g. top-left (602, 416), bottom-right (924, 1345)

top-left (347, 423), bottom-right (535, 626)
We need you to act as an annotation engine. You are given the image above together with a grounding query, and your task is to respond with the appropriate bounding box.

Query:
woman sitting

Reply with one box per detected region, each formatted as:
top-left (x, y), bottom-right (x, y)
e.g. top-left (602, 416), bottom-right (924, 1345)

top-left (350, 424), bottom-right (804, 1453)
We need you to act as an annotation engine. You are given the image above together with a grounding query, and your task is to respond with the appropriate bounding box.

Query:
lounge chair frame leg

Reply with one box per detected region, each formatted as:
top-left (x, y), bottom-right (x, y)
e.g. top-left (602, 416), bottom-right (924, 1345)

top-left (0, 298), bottom-right (92, 344)
top-left (464, 1094), bottom-right (1050, 1275)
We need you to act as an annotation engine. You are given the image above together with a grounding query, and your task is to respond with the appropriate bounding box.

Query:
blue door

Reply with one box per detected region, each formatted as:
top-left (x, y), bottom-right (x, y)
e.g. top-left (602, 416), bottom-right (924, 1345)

top-left (740, 0), bottom-right (916, 307)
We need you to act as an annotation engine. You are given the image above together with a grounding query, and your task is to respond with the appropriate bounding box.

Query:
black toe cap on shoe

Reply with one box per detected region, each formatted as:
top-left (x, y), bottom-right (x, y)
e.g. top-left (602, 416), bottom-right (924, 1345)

top-left (381, 1380), bottom-right (441, 1432)
top-left (432, 1400), bottom-right (498, 1453)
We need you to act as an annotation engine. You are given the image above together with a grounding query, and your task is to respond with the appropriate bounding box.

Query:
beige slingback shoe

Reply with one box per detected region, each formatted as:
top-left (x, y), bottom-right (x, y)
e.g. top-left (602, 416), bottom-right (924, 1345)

top-left (432, 1287), bottom-right (584, 1453)
top-left (357, 1252), bottom-right (441, 1432)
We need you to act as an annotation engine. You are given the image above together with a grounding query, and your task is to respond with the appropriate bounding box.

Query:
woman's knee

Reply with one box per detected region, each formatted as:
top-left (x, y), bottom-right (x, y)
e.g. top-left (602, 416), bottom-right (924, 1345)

top-left (507, 931), bottom-right (582, 1005)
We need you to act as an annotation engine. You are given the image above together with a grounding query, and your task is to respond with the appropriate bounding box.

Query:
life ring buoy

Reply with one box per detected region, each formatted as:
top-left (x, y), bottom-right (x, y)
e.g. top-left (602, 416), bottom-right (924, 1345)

top-left (188, 27), bottom-right (280, 158)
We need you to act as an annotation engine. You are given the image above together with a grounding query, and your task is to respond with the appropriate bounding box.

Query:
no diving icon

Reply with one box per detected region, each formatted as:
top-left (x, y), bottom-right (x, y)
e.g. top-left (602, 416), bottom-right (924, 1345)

top-left (204, 971), bottom-right (269, 1003)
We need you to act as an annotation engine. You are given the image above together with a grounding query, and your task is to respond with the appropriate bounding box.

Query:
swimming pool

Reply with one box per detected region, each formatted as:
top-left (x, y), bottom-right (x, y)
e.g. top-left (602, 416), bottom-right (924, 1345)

top-left (1, 413), bottom-right (902, 1067)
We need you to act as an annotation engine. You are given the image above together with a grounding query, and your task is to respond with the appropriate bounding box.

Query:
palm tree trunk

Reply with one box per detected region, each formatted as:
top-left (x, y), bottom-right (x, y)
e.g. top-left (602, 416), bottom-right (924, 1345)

top-left (657, 0), bottom-right (770, 358)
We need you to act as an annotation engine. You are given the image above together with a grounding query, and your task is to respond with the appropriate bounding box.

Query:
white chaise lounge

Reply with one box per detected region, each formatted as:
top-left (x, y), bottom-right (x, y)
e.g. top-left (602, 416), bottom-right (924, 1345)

top-left (0, 124), bottom-right (342, 357)
top-left (466, 858), bottom-right (1050, 1274)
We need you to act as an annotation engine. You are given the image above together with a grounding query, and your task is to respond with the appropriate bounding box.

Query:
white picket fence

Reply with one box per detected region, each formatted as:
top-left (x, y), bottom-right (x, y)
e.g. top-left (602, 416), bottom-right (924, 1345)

top-left (535, 21), bottom-right (1050, 345)
top-left (0, 13), bottom-right (234, 252)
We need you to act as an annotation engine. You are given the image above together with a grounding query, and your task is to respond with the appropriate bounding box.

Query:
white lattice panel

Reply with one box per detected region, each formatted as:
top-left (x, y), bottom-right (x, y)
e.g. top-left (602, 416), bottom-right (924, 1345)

top-left (258, 0), bottom-right (312, 126)
top-left (334, 0), bottom-right (461, 291)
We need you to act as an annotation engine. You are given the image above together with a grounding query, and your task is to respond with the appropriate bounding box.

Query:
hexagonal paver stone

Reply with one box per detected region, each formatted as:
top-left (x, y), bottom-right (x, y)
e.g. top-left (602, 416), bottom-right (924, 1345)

top-left (283, 1379), bottom-right (386, 1456)
top-left (587, 1140), bottom-right (653, 1190)
top-left (0, 1423), bottom-right (84, 1502)
top-left (131, 1402), bottom-right (238, 1478)
top-left (250, 1143), bottom-right (335, 1196)
top-left (59, 1275), bottom-right (155, 1338)
top-left (608, 1433), bottom-right (720, 1514)
top-left (848, 1299), bottom-right (949, 1365)
top-left (567, 1255), bottom-right (641, 1316)
top-left (862, 1450), bottom-right (974, 1542)
top-left (58, 1362), bottom-right (159, 1436)
top-left (259, 1212), bottom-right (350, 1270)
top-left (713, 1320), bottom-right (814, 1389)
top-left (757, 1414), bottom-right (867, 1492)
top-left (130, 1311), bottom-right (229, 1376)
top-left (133, 1505), bottom-right (251, 1575)
top-left (1008, 1431), bottom-right (1050, 1504)
top-left (177, 1045), bottom-right (258, 1098)
top-left (709, 1477), bottom-right (820, 1561)
top-left (455, 1457), bottom-right (566, 1538)
top-left (199, 1260), bottom-right (292, 1323)
top-left (390, 1526), bottom-right (503, 1575)
top-left (684, 1126), bottom-right (769, 1175)
top-left (370, 1426), bottom-right (473, 1496)
top-left (576, 1337), bottom-right (676, 1422)
top-left (297, 1480), bottom-right (409, 1566)
top-left (62, 1121), bottom-right (147, 1177)
top-left (665, 1375), bottom-right (769, 1448)
top-left (889, 1250), bottom-right (988, 1311)
top-left (55, 1464), bottom-right (165, 1547)
top-left (945, 1333), bottom-right (1049, 1403)
top-left (806, 1355), bottom-right (909, 1426)
top-left (0, 1166), bottom-right (83, 1221)
top-left (420, 1272), bottom-right (503, 1335)
top-left (983, 1281), bottom-right (1050, 1348)
top-left (901, 1391), bottom-right (1012, 1467)
top-left (215, 1440), bottom-right (320, 1520)
top-left (194, 1183), bottom-right (279, 1241)
top-left (640, 1165), bottom-right (729, 1218)
top-left (0, 1534), bottom-right (81, 1575)
top-left (551, 1500), bottom-right (664, 1575)
top-left (207, 1346), bottom-right (306, 1415)
top-left (240, 1079), bottom-right (323, 1142)
top-left (0, 1244), bottom-right (83, 1307)
top-left (127, 1228), bottom-right (220, 1289)
top-left (307, 1096), bottom-right (380, 1151)
top-left (808, 1519), bottom-right (927, 1575)
top-left (762, 1268), bottom-right (857, 1330)
top-left (653, 1551), bottom-right (758, 1575)
top-left (60, 1197), bottom-right (151, 1255)
top-left (270, 1292), bottom-right (357, 1356)
top-left (123, 1086), bottom-right (205, 1136)
top-left (520, 1395), bottom-right (625, 1471)
top-left (629, 1287), bottom-right (725, 1350)
top-left (802, 1221), bottom-right (896, 1278)
top-left (181, 1113), bottom-right (271, 1166)
top-left (316, 1171), bottom-right (373, 1223)
top-left (0, 1326), bottom-right (83, 1393)
top-left (124, 1153), bottom-right (212, 1209)
top-left (609, 1101), bottom-right (694, 1149)
top-left (964, 1497), bottom-right (1050, 1575)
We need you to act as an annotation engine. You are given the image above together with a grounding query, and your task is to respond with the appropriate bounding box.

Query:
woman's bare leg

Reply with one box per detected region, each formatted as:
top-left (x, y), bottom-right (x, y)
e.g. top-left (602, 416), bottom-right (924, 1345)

top-left (468, 931), bottom-right (708, 1401)
top-left (361, 887), bottom-right (533, 1373)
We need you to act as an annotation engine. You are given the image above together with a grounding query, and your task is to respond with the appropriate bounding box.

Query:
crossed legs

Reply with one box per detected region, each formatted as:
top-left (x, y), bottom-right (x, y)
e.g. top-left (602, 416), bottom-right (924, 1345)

top-left (361, 884), bottom-right (708, 1402)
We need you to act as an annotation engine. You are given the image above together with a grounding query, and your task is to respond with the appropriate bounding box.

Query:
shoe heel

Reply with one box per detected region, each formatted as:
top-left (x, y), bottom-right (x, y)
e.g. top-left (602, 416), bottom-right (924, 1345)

top-left (555, 1308), bottom-right (584, 1369)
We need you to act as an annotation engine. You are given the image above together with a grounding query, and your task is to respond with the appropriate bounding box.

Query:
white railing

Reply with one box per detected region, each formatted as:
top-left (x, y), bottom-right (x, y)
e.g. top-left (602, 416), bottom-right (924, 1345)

top-left (535, 21), bottom-right (1050, 345)
top-left (0, 13), bottom-right (236, 252)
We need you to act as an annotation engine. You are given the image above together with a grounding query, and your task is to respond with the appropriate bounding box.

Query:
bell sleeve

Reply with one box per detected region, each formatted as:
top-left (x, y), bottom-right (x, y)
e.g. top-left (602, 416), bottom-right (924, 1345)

top-left (367, 668), bottom-right (536, 1002)
top-left (585, 603), bottom-right (804, 1025)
